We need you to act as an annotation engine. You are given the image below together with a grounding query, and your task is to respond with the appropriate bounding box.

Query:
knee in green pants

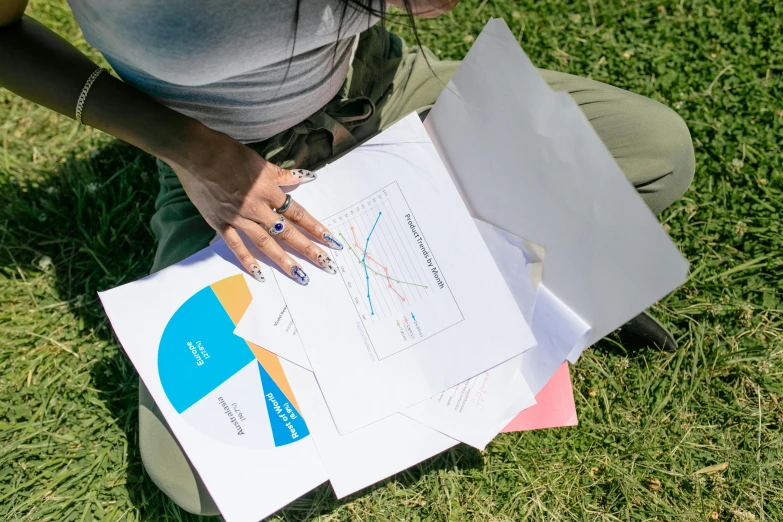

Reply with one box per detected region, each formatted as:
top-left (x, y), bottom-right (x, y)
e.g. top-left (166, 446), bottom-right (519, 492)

top-left (139, 380), bottom-right (220, 516)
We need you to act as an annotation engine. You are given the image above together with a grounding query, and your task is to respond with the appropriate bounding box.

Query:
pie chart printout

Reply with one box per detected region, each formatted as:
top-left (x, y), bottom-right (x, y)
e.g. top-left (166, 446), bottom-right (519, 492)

top-left (157, 274), bottom-right (309, 449)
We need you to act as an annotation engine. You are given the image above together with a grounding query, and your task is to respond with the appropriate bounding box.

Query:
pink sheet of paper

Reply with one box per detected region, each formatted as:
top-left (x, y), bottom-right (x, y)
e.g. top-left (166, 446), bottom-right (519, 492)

top-left (502, 363), bottom-right (577, 432)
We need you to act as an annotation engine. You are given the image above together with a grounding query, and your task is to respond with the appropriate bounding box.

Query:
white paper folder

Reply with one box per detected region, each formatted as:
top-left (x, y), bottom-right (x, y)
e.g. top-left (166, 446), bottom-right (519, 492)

top-left (424, 18), bottom-right (689, 353)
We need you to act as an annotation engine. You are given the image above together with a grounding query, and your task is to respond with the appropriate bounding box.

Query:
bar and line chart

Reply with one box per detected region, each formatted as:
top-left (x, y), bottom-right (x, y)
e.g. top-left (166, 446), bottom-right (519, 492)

top-left (323, 183), bottom-right (463, 360)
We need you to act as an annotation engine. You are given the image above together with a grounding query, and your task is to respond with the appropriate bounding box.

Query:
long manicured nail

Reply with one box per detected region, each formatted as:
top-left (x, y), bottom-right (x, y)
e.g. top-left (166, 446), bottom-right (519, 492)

top-left (322, 232), bottom-right (343, 250)
top-left (318, 253), bottom-right (337, 275)
top-left (249, 264), bottom-right (265, 282)
top-left (291, 169), bottom-right (317, 184)
top-left (290, 265), bottom-right (310, 285)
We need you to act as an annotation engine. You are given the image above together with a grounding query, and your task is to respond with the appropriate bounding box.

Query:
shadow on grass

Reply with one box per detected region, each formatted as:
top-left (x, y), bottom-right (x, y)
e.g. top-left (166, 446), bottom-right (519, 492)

top-left (1, 140), bottom-right (164, 518)
top-left (0, 140), bottom-right (482, 521)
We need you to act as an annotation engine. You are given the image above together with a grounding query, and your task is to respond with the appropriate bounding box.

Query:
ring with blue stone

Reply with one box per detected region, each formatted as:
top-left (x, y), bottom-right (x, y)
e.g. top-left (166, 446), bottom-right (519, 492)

top-left (268, 216), bottom-right (287, 236)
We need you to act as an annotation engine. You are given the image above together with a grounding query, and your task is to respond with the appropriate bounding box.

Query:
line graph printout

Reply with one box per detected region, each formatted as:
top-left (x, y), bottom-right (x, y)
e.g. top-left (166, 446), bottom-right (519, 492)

top-left (324, 183), bottom-right (463, 360)
top-left (270, 113), bottom-right (536, 434)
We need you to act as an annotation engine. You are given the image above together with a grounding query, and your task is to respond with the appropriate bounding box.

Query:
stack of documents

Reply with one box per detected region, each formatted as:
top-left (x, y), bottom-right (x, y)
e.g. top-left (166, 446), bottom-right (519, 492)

top-left (99, 19), bottom-right (687, 522)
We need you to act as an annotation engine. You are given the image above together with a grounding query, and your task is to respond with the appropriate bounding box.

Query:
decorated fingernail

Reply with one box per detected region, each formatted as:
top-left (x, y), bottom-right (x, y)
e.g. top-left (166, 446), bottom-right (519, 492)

top-left (290, 265), bottom-right (310, 285)
top-left (291, 169), bottom-right (317, 184)
top-left (249, 264), bottom-right (265, 283)
top-left (318, 253), bottom-right (337, 275)
top-left (322, 232), bottom-right (343, 250)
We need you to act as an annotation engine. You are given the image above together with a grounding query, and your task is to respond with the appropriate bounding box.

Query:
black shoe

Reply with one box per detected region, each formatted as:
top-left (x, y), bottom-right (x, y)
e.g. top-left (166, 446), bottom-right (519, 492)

top-left (614, 311), bottom-right (677, 352)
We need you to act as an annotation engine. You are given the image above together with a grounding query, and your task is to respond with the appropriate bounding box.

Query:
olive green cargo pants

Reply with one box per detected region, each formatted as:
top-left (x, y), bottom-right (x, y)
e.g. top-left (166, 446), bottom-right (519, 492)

top-left (140, 27), bottom-right (695, 515)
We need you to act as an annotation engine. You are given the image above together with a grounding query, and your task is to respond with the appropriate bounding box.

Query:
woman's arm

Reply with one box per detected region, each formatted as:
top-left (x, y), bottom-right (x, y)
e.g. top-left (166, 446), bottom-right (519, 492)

top-left (0, 3), bottom-right (342, 284)
top-left (0, 11), bottom-right (203, 168)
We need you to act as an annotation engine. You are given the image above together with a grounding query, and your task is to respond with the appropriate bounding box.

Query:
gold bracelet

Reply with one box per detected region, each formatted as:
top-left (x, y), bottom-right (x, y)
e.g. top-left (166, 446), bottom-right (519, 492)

top-left (75, 68), bottom-right (106, 124)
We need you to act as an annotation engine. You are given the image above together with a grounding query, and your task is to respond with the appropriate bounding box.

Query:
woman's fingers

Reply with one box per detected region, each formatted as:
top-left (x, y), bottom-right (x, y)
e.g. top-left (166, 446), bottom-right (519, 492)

top-left (281, 198), bottom-right (344, 251)
top-left (259, 207), bottom-right (337, 275)
top-left (222, 227), bottom-right (266, 283)
top-left (224, 161), bottom-right (335, 285)
top-left (235, 218), bottom-right (311, 286)
top-left (266, 162), bottom-right (317, 187)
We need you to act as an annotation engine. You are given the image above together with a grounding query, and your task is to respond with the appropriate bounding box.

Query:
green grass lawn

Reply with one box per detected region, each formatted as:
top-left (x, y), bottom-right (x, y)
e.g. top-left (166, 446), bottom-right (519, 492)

top-left (2, 0), bottom-right (782, 520)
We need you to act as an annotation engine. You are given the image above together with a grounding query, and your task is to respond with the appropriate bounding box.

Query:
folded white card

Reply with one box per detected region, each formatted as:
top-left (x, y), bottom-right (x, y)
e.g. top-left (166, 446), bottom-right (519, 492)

top-left (234, 279), bottom-right (312, 370)
top-left (522, 284), bottom-right (591, 395)
top-left (424, 18), bottom-right (688, 352)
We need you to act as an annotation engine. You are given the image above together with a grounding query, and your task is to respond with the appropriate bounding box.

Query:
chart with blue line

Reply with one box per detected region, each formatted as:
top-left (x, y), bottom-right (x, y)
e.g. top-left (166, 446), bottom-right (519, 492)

top-left (324, 183), bottom-right (463, 360)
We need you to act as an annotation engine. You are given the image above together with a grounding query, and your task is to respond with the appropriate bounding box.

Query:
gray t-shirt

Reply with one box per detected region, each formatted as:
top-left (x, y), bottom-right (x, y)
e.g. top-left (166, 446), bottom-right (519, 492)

top-left (67, 0), bottom-right (379, 142)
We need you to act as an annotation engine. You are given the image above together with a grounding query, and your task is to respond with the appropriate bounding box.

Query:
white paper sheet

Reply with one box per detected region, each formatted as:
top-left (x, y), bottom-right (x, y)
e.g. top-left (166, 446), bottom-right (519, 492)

top-left (521, 284), bottom-right (591, 395)
top-left (282, 360), bottom-right (458, 498)
top-left (472, 219), bottom-right (544, 325)
top-left (424, 18), bottom-right (688, 355)
top-left (98, 242), bottom-right (327, 522)
top-left (277, 113), bottom-right (537, 434)
top-left (234, 279), bottom-right (312, 370)
top-left (403, 359), bottom-right (534, 450)
top-left (401, 219), bottom-right (543, 450)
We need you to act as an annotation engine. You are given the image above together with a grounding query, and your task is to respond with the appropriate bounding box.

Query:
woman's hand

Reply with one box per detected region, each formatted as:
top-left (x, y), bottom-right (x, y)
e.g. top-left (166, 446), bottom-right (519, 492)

top-left (0, 13), bottom-right (338, 287)
top-left (2, 15), bottom-right (343, 287)
top-left (389, 0), bottom-right (460, 18)
top-left (168, 125), bottom-right (342, 285)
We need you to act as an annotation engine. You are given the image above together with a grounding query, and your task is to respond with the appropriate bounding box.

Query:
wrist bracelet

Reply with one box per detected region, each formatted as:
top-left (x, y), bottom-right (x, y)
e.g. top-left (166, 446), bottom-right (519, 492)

top-left (75, 68), bottom-right (106, 124)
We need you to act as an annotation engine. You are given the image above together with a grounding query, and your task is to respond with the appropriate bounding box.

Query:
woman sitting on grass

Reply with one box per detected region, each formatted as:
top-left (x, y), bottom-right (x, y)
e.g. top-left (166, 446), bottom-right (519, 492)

top-left (0, 0), bottom-right (694, 515)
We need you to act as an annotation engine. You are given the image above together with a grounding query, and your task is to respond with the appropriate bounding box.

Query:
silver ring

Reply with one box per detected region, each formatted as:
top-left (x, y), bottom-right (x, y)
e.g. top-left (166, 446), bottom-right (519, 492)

top-left (268, 216), bottom-right (287, 236)
top-left (274, 194), bottom-right (293, 215)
